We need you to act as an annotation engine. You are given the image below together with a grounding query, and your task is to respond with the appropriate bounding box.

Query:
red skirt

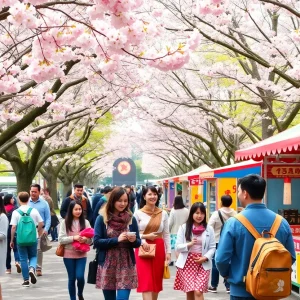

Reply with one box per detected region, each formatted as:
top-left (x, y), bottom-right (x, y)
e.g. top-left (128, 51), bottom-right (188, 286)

top-left (135, 238), bottom-right (165, 293)
top-left (174, 252), bottom-right (210, 293)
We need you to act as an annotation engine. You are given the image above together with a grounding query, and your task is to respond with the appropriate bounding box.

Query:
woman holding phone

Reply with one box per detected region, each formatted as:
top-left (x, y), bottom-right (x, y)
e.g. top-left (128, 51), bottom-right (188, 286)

top-left (94, 187), bottom-right (141, 300)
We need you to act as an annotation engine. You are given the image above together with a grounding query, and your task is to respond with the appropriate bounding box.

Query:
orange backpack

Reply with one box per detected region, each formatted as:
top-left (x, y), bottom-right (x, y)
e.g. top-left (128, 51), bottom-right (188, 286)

top-left (235, 214), bottom-right (292, 300)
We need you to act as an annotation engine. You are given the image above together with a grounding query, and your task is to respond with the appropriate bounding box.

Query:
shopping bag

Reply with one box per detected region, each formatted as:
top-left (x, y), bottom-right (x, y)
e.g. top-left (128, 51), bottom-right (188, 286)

top-left (40, 234), bottom-right (52, 252)
top-left (163, 263), bottom-right (170, 279)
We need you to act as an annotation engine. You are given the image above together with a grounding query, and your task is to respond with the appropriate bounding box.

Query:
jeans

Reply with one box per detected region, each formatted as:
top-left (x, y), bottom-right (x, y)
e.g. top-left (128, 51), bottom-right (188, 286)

top-left (6, 234), bottom-right (20, 269)
top-left (103, 289), bottom-right (131, 300)
top-left (50, 227), bottom-right (58, 241)
top-left (230, 297), bottom-right (256, 300)
top-left (17, 240), bottom-right (38, 280)
top-left (63, 257), bottom-right (87, 300)
top-left (211, 243), bottom-right (230, 289)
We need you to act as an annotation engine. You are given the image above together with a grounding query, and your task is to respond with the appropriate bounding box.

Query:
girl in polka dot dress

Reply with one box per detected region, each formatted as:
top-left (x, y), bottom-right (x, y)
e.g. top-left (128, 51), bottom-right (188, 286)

top-left (174, 202), bottom-right (216, 300)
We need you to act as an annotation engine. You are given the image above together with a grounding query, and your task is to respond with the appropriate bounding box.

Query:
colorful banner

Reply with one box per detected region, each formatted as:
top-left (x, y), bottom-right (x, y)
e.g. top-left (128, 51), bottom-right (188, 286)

top-left (190, 185), bottom-right (201, 205)
top-left (217, 178), bottom-right (237, 210)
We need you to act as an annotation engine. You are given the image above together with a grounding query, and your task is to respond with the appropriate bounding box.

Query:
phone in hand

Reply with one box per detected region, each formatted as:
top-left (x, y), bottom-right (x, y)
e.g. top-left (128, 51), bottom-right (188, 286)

top-left (127, 232), bottom-right (136, 236)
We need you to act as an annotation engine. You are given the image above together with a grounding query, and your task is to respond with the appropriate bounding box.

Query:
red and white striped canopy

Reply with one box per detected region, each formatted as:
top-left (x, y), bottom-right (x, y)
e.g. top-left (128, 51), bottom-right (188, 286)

top-left (235, 124), bottom-right (300, 161)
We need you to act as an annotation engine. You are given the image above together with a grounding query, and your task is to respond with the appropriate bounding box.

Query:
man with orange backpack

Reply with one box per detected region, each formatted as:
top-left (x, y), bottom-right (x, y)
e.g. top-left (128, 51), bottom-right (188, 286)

top-left (216, 174), bottom-right (295, 300)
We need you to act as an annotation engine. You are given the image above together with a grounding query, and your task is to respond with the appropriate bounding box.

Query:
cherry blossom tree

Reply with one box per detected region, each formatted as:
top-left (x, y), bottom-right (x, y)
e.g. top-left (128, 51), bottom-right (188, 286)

top-left (153, 0), bottom-right (300, 139)
top-left (0, 88), bottom-right (119, 193)
top-left (0, 0), bottom-right (204, 157)
top-left (38, 113), bottom-right (112, 207)
top-left (109, 0), bottom-right (300, 174)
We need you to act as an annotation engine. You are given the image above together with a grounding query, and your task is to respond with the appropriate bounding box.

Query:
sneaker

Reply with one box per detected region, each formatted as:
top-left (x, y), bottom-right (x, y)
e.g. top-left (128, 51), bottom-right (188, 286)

top-left (15, 262), bottom-right (21, 274)
top-left (226, 288), bottom-right (230, 294)
top-left (29, 268), bottom-right (37, 284)
top-left (6, 269), bottom-right (11, 274)
top-left (22, 280), bottom-right (30, 287)
top-left (36, 269), bottom-right (42, 277)
top-left (208, 286), bottom-right (217, 293)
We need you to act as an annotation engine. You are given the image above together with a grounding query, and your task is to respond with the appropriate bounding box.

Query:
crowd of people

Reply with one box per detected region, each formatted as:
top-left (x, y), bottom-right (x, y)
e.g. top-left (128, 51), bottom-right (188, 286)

top-left (0, 175), bottom-right (297, 300)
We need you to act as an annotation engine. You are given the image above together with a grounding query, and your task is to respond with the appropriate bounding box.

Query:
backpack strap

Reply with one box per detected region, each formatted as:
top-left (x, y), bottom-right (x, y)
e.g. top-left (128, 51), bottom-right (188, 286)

top-left (218, 210), bottom-right (225, 225)
top-left (17, 209), bottom-right (25, 216)
top-left (17, 207), bottom-right (33, 216)
top-left (235, 214), bottom-right (261, 239)
top-left (270, 215), bottom-right (282, 237)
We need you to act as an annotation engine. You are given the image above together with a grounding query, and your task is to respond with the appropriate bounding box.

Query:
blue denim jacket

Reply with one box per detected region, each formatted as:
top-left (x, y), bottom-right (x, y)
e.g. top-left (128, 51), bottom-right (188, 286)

top-left (216, 203), bottom-right (296, 297)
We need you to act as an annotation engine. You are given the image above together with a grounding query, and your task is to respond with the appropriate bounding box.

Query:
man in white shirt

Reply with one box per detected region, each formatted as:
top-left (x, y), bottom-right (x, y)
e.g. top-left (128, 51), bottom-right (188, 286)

top-left (10, 192), bottom-right (44, 288)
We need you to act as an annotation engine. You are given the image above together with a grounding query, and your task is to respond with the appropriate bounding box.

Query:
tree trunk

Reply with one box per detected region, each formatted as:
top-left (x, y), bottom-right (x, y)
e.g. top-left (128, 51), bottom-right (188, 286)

top-left (15, 171), bottom-right (35, 193)
top-left (46, 175), bottom-right (59, 209)
top-left (63, 182), bottom-right (72, 198)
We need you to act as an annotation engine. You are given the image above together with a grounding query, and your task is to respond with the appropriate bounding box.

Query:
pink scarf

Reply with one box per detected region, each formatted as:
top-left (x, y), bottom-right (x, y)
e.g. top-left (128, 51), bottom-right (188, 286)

top-left (192, 224), bottom-right (206, 235)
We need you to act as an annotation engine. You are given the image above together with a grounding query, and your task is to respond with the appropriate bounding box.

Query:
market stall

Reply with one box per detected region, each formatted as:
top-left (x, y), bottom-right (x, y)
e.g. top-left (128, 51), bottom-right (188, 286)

top-left (157, 165), bottom-right (211, 208)
top-left (199, 160), bottom-right (262, 217)
top-left (235, 124), bottom-right (300, 291)
top-left (177, 165), bottom-right (211, 207)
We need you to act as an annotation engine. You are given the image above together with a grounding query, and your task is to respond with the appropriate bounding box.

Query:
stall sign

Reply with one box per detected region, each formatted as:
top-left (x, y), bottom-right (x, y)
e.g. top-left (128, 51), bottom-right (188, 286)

top-left (189, 178), bottom-right (203, 186)
top-left (200, 171), bottom-right (214, 178)
top-left (189, 178), bottom-right (199, 186)
top-left (169, 182), bottom-right (175, 190)
top-left (267, 165), bottom-right (300, 178)
top-left (290, 225), bottom-right (300, 236)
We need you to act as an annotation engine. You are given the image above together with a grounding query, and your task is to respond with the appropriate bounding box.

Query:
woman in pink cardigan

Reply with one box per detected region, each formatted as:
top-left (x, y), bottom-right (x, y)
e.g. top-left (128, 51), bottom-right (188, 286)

top-left (58, 201), bottom-right (92, 300)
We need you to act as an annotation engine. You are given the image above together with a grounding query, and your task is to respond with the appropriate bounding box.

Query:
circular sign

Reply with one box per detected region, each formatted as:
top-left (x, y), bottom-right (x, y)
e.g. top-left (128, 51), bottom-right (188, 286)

top-left (117, 161), bottom-right (131, 175)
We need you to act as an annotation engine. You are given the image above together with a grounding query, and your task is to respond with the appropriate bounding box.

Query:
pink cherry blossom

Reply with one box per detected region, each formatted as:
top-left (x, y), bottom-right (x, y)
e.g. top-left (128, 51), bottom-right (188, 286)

top-left (98, 55), bottom-right (121, 75)
top-left (199, 5), bottom-right (212, 15)
top-left (45, 92), bottom-right (56, 102)
top-left (187, 28), bottom-right (201, 50)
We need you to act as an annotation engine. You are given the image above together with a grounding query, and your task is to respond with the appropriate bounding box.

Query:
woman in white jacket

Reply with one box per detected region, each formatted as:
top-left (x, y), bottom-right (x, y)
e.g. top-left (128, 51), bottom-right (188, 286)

top-left (174, 202), bottom-right (216, 300)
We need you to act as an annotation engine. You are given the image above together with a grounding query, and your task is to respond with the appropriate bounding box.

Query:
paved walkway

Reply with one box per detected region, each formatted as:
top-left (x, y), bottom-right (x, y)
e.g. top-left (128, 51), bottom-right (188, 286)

top-left (1, 244), bottom-right (299, 299)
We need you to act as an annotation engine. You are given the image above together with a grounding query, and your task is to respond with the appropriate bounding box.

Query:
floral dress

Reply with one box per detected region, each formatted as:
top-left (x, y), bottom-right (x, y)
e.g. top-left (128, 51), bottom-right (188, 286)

top-left (96, 226), bottom-right (138, 290)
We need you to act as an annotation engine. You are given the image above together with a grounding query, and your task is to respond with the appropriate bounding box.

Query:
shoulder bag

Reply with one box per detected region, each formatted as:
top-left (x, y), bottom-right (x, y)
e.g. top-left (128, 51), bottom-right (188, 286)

top-left (87, 253), bottom-right (98, 284)
top-left (55, 244), bottom-right (64, 257)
